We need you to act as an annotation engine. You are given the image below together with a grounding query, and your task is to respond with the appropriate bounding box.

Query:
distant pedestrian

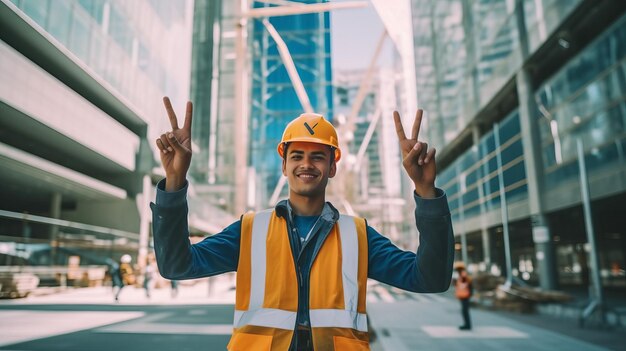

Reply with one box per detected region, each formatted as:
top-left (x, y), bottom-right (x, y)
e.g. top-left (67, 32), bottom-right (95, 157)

top-left (143, 254), bottom-right (156, 298)
top-left (170, 279), bottom-right (179, 298)
top-left (454, 261), bottom-right (473, 330)
top-left (115, 254), bottom-right (136, 302)
top-left (107, 258), bottom-right (122, 293)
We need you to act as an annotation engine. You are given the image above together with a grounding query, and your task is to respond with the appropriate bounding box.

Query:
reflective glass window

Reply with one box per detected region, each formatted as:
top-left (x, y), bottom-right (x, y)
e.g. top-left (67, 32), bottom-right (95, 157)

top-left (537, 15), bottom-right (626, 182)
top-left (465, 204), bottom-right (481, 217)
top-left (46, 0), bottom-right (71, 45)
top-left (507, 183), bottom-right (528, 200)
top-left (109, 7), bottom-right (133, 54)
top-left (88, 29), bottom-right (106, 77)
top-left (503, 161), bottom-right (526, 187)
top-left (20, 0), bottom-right (49, 28)
top-left (483, 175), bottom-right (500, 197)
top-left (77, 0), bottom-right (104, 24)
top-left (69, 6), bottom-right (91, 62)
top-left (498, 110), bottom-right (520, 140)
top-left (501, 139), bottom-right (523, 164)
top-left (462, 188), bottom-right (479, 207)
top-left (466, 168), bottom-right (481, 186)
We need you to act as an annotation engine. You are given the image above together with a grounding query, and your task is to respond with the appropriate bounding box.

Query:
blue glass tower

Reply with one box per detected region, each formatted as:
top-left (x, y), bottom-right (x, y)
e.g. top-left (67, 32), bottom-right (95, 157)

top-left (249, 0), bottom-right (334, 209)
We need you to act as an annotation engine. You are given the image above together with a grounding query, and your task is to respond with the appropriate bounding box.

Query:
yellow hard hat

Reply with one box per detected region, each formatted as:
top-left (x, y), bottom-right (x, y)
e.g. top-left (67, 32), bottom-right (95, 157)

top-left (277, 113), bottom-right (341, 162)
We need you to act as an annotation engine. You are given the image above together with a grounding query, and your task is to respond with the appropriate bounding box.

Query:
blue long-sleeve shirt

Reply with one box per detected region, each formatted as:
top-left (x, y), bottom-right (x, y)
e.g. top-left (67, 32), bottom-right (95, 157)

top-left (151, 179), bottom-right (454, 295)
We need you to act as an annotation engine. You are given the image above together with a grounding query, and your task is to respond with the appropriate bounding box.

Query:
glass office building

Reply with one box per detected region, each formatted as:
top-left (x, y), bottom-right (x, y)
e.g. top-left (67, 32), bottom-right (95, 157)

top-left (332, 68), bottom-right (408, 245)
top-left (412, 0), bottom-right (626, 292)
top-left (0, 0), bottom-right (193, 267)
top-left (249, 0), bottom-right (334, 209)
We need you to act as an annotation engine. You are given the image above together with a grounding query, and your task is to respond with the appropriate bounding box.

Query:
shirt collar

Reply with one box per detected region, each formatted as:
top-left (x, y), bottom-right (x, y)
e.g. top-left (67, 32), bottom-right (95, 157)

top-left (275, 199), bottom-right (339, 223)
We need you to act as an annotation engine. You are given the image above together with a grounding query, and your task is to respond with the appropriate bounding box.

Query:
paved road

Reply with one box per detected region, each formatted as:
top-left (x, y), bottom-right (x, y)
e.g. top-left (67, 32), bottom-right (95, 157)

top-left (0, 304), bottom-right (233, 351)
top-left (0, 277), bottom-right (623, 350)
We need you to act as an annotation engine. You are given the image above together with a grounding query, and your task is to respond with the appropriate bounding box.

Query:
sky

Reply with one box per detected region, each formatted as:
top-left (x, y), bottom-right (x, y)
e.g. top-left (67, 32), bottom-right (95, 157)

top-left (330, 1), bottom-right (394, 71)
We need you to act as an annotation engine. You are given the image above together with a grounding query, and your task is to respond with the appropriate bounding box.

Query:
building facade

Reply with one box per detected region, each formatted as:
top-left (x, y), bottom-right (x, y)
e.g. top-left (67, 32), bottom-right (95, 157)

top-left (0, 0), bottom-right (193, 268)
top-left (412, 0), bottom-right (626, 292)
top-left (249, 0), bottom-right (334, 209)
top-left (333, 68), bottom-right (409, 246)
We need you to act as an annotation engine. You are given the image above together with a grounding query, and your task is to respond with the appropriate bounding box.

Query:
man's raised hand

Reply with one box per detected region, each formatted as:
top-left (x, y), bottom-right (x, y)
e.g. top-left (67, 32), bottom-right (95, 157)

top-left (393, 109), bottom-right (437, 198)
top-left (156, 97), bottom-right (193, 192)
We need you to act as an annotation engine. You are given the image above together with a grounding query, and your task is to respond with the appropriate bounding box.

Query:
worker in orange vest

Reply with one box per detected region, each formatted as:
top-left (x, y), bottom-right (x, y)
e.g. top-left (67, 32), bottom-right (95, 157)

top-left (152, 97), bottom-right (454, 350)
top-left (454, 261), bottom-right (473, 330)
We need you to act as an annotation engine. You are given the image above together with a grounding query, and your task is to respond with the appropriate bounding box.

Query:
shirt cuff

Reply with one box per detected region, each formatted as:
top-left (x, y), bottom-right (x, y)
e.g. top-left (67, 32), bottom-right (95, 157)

top-left (413, 188), bottom-right (450, 217)
top-left (155, 178), bottom-right (188, 207)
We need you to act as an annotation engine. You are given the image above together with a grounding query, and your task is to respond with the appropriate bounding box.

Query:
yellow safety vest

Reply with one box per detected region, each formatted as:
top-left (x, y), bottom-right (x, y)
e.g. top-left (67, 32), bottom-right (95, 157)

top-left (227, 210), bottom-right (370, 350)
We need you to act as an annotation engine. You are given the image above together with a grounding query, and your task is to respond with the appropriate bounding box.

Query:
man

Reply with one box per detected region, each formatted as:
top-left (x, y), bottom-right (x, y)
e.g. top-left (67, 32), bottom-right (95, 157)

top-left (454, 262), bottom-right (473, 330)
top-left (143, 253), bottom-right (156, 299)
top-left (114, 254), bottom-right (135, 302)
top-left (151, 97), bottom-right (454, 350)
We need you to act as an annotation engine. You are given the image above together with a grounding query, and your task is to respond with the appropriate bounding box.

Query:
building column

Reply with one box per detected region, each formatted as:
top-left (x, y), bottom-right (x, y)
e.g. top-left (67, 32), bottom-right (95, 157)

top-left (234, 0), bottom-right (249, 214)
top-left (472, 126), bottom-right (491, 270)
top-left (530, 213), bottom-right (557, 289)
top-left (138, 175), bottom-right (152, 272)
top-left (49, 192), bottom-right (62, 265)
top-left (461, 0), bottom-right (481, 111)
top-left (518, 80), bottom-right (558, 290)
top-left (463, 0), bottom-right (491, 272)
top-left (515, 0), bottom-right (557, 290)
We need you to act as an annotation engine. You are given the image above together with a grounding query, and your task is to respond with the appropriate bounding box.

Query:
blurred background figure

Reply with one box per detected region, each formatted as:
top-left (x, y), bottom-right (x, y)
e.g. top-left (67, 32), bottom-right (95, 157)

top-left (170, 280), bottom-right (179, 299)
top-left (106, 258), bottom-right (122, 296)
top-left (454, 261), bottom-right (473, 330)
top-left (143, 254), bottom-right (156, 299)
top-left (115, 254), bottom-right (136, 302)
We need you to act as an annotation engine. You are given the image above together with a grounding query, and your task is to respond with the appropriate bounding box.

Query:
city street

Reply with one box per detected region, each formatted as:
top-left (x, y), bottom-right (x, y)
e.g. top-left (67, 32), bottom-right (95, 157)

top-left (1, 1), bottom-right (626, 351)
top-left (1, 276), bottom-right (623, 351)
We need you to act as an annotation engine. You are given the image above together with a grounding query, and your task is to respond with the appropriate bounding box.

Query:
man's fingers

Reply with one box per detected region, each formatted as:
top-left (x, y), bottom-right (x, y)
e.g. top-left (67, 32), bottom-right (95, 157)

top-left (156, 138), bottom-right (167, 153)
top-left (411, 109), bottom-right (423, 140)
top-left (404, 141), bottom-right (422, 166)
top-left (424, 148), bottom-right (436, 164)
top-left (159, 134), bottom-right (173, 153)
top-left (393, 111), bottom-right (407, 141)
top-left (418, 142), bottom-right (428, 165)
top-left (404, 142), bottom-right (431, 166)
top-left (167, 133), bottom-right (186, 153)
top-left (183, 101), bottom-right (193, 131)
top-left (163, 96), bottom-right (179, 130)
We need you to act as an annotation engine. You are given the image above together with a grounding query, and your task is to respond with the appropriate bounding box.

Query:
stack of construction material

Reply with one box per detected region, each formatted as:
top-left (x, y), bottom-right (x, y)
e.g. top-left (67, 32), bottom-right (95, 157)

top-left (0, 272), bottom-right (39, 298)
top-left (470, 273), bottom-right (572, 313)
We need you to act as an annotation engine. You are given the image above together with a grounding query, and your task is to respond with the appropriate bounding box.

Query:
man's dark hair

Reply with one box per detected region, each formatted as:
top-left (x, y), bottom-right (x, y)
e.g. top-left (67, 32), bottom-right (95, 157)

top-left (282, 143), bottom-right (335, 164)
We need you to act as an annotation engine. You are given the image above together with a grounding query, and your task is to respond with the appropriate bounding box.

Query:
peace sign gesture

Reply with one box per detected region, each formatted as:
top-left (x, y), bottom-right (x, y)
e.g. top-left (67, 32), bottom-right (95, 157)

top-left (156, 97), bottom-right (193, 191)
top-left (394, 110), bottom-right (437, 198)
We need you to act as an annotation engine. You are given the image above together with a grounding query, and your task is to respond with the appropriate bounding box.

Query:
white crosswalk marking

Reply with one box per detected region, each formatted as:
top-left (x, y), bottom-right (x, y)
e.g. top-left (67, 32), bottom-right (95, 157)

top-left (367, 283), bottom-right (450, 304)
top-left (422, 326), bottom-right (529, 338)
top-left (95, 311), bottom-right (233, 335)
top-left (97, 322), bottom-right (233, 335)
top-left (0, 311), bottom-right (144, 347)
top-left (367, 293), bottom-right (380, 303)
top-left (374, 285), bottom-right (395, 302)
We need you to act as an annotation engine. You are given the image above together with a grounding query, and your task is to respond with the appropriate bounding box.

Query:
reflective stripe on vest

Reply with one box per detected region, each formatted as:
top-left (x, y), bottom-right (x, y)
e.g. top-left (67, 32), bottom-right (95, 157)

top-left (231, 210), bottom-right (369, 351)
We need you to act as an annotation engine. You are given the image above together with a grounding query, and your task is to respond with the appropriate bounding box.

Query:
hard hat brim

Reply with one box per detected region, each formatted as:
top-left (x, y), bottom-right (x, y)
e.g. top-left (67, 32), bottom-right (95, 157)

top-left (277, 138), bottom-right (341, 162)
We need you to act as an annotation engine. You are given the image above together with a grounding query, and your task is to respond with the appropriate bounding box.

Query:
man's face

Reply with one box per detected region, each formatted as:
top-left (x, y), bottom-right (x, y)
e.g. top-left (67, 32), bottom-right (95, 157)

top-left (282, 142), bottom-right (336, 198)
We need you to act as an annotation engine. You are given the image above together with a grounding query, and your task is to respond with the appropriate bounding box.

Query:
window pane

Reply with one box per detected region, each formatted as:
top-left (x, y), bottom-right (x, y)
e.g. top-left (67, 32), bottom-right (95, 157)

top-left (46, 0), bottom-right (72, 46)
top-left (20, 0), bottom-right (49, 28)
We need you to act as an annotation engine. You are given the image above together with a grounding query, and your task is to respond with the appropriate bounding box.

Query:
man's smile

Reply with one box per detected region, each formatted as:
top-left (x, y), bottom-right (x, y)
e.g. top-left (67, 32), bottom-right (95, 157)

top-left (296, 172), bottom-right (319, 181)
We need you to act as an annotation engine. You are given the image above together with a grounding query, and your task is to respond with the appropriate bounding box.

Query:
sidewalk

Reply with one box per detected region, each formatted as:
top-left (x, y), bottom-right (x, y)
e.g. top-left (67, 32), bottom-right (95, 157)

top-left (367, 290), bottom-right (625, 351)
top-left (0, 275), bottom-right (237, 306)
